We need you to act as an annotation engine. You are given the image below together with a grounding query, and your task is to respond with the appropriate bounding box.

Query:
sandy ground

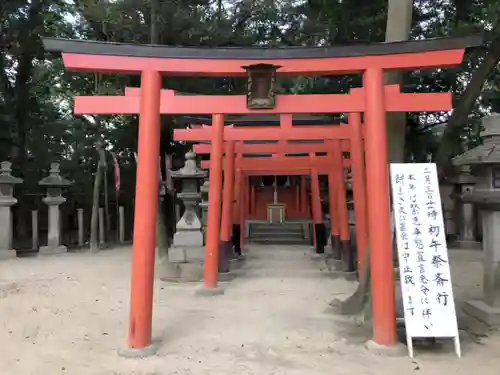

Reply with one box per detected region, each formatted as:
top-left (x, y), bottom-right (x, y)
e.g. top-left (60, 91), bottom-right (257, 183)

top-left (1, 245), bottom-right (500, 375)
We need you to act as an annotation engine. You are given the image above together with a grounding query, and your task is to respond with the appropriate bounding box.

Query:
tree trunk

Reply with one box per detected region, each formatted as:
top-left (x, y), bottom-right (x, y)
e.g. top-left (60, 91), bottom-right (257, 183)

top-left (435, 37), bottom-right (500, 176)
top-left (90, 154), bottom-right (103, 252)
top-left (149, 0), bottom-right (169, 257)
top-left (103, 155), bottom-right (111, 235)
top-left (150, 0), bottom-right (158, 44)
top-left (384, 0), bottom-right (413, 163)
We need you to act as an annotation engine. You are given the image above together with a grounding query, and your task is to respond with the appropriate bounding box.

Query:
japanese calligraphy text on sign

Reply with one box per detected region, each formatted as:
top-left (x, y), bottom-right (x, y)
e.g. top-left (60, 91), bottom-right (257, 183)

top-left (390, 163), bottom-right (458, 338)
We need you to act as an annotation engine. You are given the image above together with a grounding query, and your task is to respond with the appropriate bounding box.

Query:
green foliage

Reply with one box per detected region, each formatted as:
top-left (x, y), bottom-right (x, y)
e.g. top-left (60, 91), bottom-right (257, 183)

top-left (1, 0), bottom-right (500, 202)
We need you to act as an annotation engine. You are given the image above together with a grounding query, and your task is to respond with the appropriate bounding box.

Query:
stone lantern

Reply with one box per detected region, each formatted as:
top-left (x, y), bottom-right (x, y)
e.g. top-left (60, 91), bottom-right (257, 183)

top-left (165, 152), bottom-right (207, 281)
top-left (199, 179), bottom-right (209, 244)
top-left (0, 161), bottom-right (22, 259)
top-left (452, 165), bottom-right (480, 248)
top-left (38, 163), bottom-right (72, 255)
top-left (452, 113), bottom-right (500, 324)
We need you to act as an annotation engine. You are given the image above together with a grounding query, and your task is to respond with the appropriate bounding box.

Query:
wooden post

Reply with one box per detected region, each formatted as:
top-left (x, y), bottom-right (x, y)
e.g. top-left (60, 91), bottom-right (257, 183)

top-left (219, 141), bottom-right (235, 273)
top-left (310, 167), bottom-right (324, 253)
top-left (332, 141), bottom-right (353, 273)
top-left (77, 208), bottom-right (84, 247)
top-left (31, 210), bottom-right (38, 250)
top-left (98, 207), bottom-right (105, 245)
top-left (328, 166), bottom-right (341, 261)
top-left (250, 185), bottom-right (255, 216)
top-left (127, 70), bottom-right (161, 351)
top-left (300, 176), bottom-right (307, 215)
top-left (295, 182), bottom-right (300, 212)
top-left (203, 113), bottom-right (224, 289)
top-left (233, 168), bottom-right (242, 256)
top-left (349, 112), bottom-right (368, 273)
top-left (119, 206), bottom-right (125, 243)
top-left (364, 68), bottom-right (396, 346)
top-left (239, 174), bottom-right (247, 252)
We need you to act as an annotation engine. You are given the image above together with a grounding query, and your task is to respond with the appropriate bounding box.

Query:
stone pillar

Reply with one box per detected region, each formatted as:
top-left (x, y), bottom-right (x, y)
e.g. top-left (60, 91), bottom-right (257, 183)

top-left (199, 179), bottom-right (209, 245)
top-left (160, 152), bottom-right (206, 282)
top-left (453, 165), bottom-right (480, 249)
top-left (0, 161), bottom-right (22, 259)
top-left (439, 180), bottom-right (456, 241)
top-left (77, 208), bottom-right (84, 247)
top-left (119, 206), bottom-right (125, 243)
top-left (32, 210), bottom-right (39, 250)
top-left (38, 163), bottom-right (72, 255)
top-left (453, 113), bottom-right (500, 324)
top-left (98, 207), bottom-right (105, 245)
top-left (175, 204), bottom-right (180, 223)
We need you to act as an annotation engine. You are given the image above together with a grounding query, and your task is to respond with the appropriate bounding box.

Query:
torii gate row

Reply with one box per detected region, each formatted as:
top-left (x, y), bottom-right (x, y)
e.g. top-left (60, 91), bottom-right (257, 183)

top-left (189, 114), bottom-right (367, 267)
top-left (193, 140), bottom-right (351, 154)
top-left (170, 85), bottom-right (450, 141)
top-left (202, 151), bottom-right (359, 269)
top-left (199, 155), bottom-right (351, 170)
top-left (72, 84), bottom-right (451, 116)
top-left (43, 34), bottom-right (480, 352)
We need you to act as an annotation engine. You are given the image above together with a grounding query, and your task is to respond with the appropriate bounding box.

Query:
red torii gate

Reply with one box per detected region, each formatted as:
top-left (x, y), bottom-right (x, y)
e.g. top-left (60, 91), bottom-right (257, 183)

top-left (43, 35), bottom-right (480, 353)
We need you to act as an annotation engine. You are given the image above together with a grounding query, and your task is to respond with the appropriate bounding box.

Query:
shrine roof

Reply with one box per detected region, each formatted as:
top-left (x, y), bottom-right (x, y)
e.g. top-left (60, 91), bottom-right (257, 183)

top-left (43, 35), bottom-right (482, 60)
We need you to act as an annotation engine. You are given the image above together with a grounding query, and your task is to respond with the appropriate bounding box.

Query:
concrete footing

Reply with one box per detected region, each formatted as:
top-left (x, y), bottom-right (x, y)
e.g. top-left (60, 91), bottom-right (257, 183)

top-left (0, 249), bottom-right (16, 260)
top-left (38, 245), bottom-right (67, 255)
top-left (331, 235), bottom-right (341, 260)
top-left (218, 272), bottom-right (236, 282)
top-left (364, 340), bottom-right (407, 357)
top-left (340, 240), bottom-right (355, 272)
top-left (463, 299), bottom-right (500, 326)
top-left (343, 271), bottom-right (358, 282)
top-left (218, 240), bottom-right (231, 273)
top-left (118, 344), bottom-right (158, 358)
top-left (195, 285), bottom-right (225, 296)
top-left (157, 261), bottom-right (204, 282)
top-left (325, 257), bottom-right (343, 271)
top-left (454, 240), bottom-right (482, 250)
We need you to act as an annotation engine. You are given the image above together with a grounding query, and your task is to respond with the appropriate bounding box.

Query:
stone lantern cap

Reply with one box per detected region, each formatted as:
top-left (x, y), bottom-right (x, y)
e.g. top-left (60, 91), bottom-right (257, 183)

top-left (0, 161), bottom-right (22, 185)
top-left (38, 163), bottom-right (72, 187)
top-left (170, 152), bottom-right (207, 179)
top-left (200, 179), bottom-right (209, 193)
top-left (452, 114), bottom-right (500, 166)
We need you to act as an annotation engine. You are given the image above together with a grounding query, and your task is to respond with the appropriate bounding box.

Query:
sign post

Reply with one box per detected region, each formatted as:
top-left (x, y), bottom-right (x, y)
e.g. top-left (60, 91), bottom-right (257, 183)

top-left (390, 163), bottom-right (460, 358)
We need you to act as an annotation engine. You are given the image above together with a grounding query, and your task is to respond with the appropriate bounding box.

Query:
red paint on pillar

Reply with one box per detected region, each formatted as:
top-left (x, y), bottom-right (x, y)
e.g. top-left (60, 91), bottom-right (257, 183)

top-left (310, 168), bottom-right (322, 224)
top-left (221, 142), bottom-right (235, 242)
top-left (364, 68), bottom-right (396, 345)
top-left (327, 170), bottom-right (340, 237)
top-left (348, 112), bottom-right (368, 273)
top-left (250, 185), bottom-right (255, 215)
top-left (233, 168), bottom-right (242, 224)
top-left (203, 114), bottom-right (225, 288)
top-left (300, 176), bottom-right (307, 215)
top-left (295, 184), bottom-right (300, 212)
top-left (239, 174), bottom-right (247, 250)
top-left (331, 142), bottom-right (349, 241)
top-left (128, 70), bottom-right (161, 349)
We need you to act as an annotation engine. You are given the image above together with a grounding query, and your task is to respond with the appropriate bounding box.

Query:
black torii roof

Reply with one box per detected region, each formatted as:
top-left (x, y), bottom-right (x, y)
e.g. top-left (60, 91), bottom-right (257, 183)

top-left (43, 35), bottom-right (483, 60)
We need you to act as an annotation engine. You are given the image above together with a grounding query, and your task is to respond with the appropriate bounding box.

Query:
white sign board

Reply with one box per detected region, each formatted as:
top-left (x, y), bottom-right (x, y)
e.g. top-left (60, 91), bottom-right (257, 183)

top-left (390, 163), bottom-right (460, 358)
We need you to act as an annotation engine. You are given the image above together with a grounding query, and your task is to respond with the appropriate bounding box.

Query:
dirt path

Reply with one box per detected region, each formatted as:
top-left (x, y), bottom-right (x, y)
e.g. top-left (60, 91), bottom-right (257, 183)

top-left (1, 245), bottom-right (499, 375)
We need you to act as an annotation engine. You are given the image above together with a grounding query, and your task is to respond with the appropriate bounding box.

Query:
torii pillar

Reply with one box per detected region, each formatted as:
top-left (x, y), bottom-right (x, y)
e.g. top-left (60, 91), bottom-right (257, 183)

top-left (220, 141), bottom-right (235, 273)
top-left (364, 68), bottom-right (396, 345)
top-left (126, 71), bottom-right (161, 353)
top-left (310, 166), bottom-right (324, 253)
top-left (202, 114), bottom-right (225, 292)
